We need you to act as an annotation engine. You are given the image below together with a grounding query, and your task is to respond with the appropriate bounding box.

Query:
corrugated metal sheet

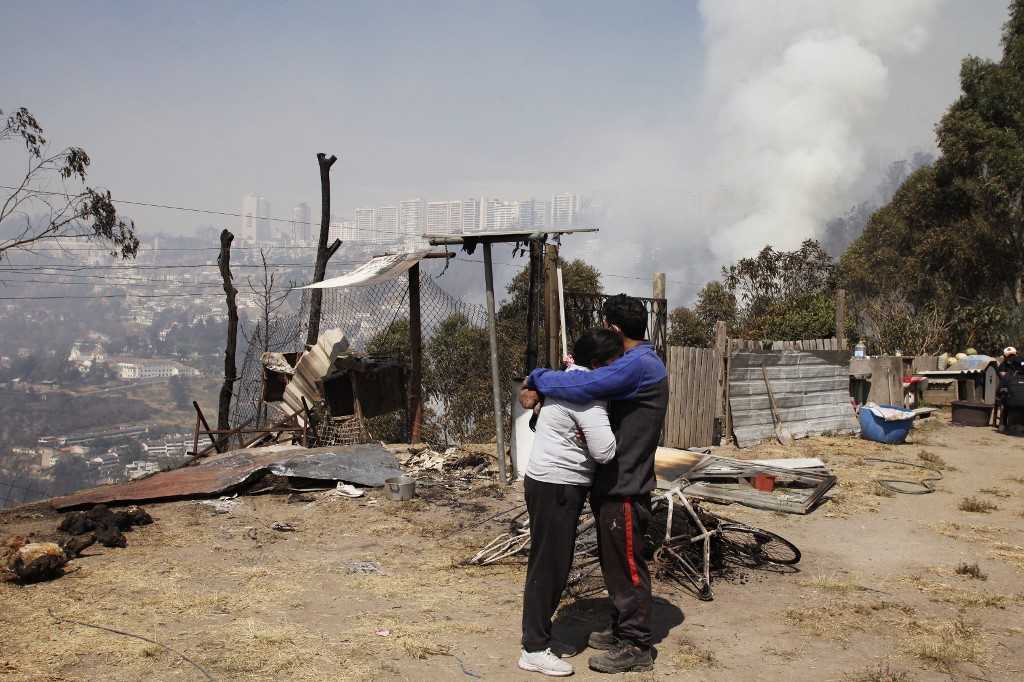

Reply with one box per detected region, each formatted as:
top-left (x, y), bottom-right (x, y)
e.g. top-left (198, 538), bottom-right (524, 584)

top-left (50, 444), bottom-right (402, 510)
top-left (729, 351), bottom-right (858, 447)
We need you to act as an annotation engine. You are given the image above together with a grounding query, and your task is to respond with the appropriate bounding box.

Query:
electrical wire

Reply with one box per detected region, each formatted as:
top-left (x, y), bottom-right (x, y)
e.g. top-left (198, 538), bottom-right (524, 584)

top-left (0, 184), bottom-right (403, 238)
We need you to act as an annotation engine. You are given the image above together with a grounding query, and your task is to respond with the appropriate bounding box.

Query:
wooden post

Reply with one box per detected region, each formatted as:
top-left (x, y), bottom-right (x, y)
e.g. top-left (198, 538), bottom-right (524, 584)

top-left (306, 152), bottom-right (338, 347)
top-left (524, 239), bottom-right (544, 373)
top-left (217, 229), bottom-right (238, 444)
top-left (483, 242), bottom-right (508, 484)
top-left (835, 288), bottom-right (847, 350)
top-left (408, 262), bottom-right (423, 443)
top-left (714, 321), bottom-right (727, 419)
top-left (544, 244), bottom-right (560, 368)
top-left (653, 272), bottom-right (666, 349)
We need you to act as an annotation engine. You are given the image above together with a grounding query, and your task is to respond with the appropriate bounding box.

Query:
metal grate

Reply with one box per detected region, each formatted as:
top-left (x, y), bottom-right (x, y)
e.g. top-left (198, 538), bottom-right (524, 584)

top-left (564, 292), bottom-right (668, 359)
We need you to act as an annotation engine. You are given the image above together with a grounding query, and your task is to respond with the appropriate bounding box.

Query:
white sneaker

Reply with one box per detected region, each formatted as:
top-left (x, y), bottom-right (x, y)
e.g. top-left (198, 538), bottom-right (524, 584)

top-left (518, 649), bottom-right (574, 676)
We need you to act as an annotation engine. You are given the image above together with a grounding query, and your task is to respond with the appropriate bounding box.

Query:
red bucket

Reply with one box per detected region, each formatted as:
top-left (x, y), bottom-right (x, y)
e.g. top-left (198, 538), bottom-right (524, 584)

top-left (753, 473), bottom-right (776, 492)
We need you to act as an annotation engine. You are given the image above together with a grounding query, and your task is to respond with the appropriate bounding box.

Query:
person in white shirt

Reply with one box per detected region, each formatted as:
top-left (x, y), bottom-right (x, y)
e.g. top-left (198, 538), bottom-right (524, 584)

top-left (518, 327), bottom-right (623, 677)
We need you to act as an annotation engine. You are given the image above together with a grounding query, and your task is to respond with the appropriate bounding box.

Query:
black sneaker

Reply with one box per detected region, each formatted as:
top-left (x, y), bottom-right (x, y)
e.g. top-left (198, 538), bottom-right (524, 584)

top-left (587, 628), bottom-right (619, 651)
top-left (588, 643), bottom-right (654, 674)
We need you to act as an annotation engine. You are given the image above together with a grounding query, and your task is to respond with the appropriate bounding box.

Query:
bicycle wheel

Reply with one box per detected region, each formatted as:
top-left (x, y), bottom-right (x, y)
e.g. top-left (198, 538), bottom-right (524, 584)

top-left (717, 524), bottom-right (800, 566)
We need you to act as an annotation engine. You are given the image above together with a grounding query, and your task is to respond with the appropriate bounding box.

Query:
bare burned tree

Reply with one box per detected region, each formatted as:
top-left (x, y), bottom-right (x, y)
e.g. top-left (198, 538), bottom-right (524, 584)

top-left (243, 249), bottom-right (293, 427)
top-left (217, 230), bottom-right (238, 441)
top-left (0, 107), bottom-right (139, 261)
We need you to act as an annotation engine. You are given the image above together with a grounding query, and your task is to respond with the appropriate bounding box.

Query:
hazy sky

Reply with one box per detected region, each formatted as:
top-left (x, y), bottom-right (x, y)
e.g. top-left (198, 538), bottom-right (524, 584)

top-left (0, 1), bottom-right (1011, 300)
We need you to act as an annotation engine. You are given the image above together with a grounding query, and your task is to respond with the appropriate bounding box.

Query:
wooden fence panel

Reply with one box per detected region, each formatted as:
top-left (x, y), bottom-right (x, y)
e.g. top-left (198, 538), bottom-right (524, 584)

top-left (664, 346), bottom-right (719, 449)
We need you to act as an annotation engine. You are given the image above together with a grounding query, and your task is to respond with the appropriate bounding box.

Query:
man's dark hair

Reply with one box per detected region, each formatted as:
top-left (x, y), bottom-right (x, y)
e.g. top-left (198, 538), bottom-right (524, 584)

top-left (603, 294), bottom-right (647, 340)
top-left (573, 328), bottom-right (624, 368)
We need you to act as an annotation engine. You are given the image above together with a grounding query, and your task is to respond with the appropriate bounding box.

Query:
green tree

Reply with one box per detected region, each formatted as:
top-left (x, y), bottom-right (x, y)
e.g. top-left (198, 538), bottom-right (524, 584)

top-left (498, 256), bottom-right (602, 373)
top-left (842, 3), bottom-right (1024, 348)
top-left (722, 239), bottom-right (839, 340)
top-left (1, 107), bottom-right (138, 261)
top-left (694, 281), bottom-right (738, 337)
top-left (667, 307), bottom-right (709, 347)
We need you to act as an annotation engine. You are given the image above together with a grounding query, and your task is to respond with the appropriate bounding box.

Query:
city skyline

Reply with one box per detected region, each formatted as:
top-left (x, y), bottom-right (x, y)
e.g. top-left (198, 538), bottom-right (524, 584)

top-left (238, 191), bottom-right (587, 249)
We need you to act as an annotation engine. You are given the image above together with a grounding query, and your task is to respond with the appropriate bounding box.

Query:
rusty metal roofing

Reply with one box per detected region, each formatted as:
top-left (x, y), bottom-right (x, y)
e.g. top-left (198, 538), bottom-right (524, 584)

top-left (50, 444), bottom-right (401, 510)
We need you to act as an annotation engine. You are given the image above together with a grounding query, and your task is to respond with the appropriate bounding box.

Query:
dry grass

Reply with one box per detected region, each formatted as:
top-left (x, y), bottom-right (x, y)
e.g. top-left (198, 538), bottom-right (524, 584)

top-left (670, 640), bottom-right (717, 669)
top-left (959, 496), bottom-right (999, 513)
top-left (990, 543), bottom-right (1024, 572)
top-left (917, 449), bottom-right (956, 471)
top-left (1008, 476), bottom-right (1024, 485)
top-left (977, 487), bottom-right (1012, 498)
top-left (843, 663), bottom-right (912, 682)
top-left (799, 573), bottom-right (870, 593)
top-left (785, 599), bottom-right (910, 641)
top-left (955, 562), bottom-right (987, 580)
top-left (899, 575), bottom-right (1019, 609)
top-left (904, 617), bottom-right (987, 671)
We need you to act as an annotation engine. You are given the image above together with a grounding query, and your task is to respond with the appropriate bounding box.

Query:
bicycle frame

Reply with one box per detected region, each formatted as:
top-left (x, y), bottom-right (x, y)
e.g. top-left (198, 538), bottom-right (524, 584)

top-left (654, 484), bottom-right (716, 600)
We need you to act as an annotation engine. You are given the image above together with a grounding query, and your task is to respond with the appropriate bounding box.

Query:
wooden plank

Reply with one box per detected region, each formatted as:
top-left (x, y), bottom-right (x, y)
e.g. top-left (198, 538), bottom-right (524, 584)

top-left (683, 348), bottom-right (696, 446)
top-left (665, 347), bottom-right (679, 446)
top-left (693, 348), bottom-right (705, 445)
top-left (675, 348), bottom-right (684, 444)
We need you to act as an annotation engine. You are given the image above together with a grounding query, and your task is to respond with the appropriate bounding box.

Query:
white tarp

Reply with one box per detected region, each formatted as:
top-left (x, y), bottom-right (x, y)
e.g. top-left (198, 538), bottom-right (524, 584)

top-left (297, 251), bottom-right (429, 290)
top-left (862, 402), bottom-right (915, 422)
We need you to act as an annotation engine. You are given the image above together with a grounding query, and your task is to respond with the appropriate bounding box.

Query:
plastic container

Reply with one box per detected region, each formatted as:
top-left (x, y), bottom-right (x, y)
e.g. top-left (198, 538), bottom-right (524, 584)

top-left (951, 400), bottom-right (993, 427)
top-left (385, 475), bottom-right (416, 501)
top-left (854, 340), bottom-right (867, 358)
top-left (753, 473), bottom-right (776, 492)
top-left (859, 405), bottom-right (915, 444)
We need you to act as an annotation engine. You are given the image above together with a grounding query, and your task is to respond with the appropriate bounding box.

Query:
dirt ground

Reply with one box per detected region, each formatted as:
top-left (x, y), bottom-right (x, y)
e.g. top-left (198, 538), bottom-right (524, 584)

top-left (2, 413), bottom-right (1023, 681)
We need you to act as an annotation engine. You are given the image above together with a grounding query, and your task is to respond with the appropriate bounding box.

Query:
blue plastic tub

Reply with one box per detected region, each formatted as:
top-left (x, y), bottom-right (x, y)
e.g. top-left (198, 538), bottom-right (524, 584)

top-left (859, 405), bottom-right (915, 444)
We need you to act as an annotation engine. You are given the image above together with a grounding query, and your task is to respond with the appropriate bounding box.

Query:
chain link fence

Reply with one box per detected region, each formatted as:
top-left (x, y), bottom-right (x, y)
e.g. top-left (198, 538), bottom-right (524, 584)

top-left (232, 272), bottom-right (525, 450)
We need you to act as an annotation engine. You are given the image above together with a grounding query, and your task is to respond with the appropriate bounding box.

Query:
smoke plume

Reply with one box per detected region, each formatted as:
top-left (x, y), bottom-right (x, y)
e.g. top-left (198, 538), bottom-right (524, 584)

top-left (698, 0), bottom-right (941, 262)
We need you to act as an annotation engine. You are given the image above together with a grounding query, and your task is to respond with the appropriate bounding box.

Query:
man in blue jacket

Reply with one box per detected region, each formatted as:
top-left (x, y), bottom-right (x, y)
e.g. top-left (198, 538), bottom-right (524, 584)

top-left (520, 294), bottom-right (669, 674)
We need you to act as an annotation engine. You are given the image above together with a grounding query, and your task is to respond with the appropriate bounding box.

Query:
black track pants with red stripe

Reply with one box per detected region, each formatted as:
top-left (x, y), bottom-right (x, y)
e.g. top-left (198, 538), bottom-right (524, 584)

top-left (592, 493), bottom-right (653, 647)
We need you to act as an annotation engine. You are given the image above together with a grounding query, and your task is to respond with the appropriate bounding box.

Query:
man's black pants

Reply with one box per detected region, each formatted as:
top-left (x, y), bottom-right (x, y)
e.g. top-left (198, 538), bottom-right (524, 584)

top-left (521, 476), bottom-right (588, 652)
top-left (591, 493), bottom-right (653, 648)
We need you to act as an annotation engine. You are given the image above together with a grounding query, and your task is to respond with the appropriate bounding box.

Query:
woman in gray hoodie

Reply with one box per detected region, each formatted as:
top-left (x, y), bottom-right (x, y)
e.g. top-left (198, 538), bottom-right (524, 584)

top-left (518, 327), bottom-right (623, 677)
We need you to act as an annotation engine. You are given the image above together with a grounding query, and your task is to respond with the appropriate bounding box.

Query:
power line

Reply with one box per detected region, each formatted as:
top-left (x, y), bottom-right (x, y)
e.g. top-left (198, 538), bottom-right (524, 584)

top-left (0, 185), bottom-right (404, 238)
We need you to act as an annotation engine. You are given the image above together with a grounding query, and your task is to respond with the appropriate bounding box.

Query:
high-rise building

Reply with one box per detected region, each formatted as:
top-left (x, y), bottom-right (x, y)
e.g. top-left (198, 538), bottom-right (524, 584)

top-left (481, 197), bottom-right (518, 232)
top-left (515, 198), bottom-right (549, 229)
top-left (374, 206), bottom-right (399, 242)
top-left (240, 194), bottom-right (261, 240)
top-left (291, 203), bottom-right (312, 243)
top-left (255, 196), bottom-right (271, 240)
top-left (550, 193), bottom-right (580, 228)
top-left (399, 198), bottom-right (426, 249)
top-left (533, 199), bottom-right (549, 228)
top-left (354, 208), bottom-right (375, 243)
top-left (426, 201), bottom-right (451, 234)
top-left (462, 198), bottom-right (481, 233)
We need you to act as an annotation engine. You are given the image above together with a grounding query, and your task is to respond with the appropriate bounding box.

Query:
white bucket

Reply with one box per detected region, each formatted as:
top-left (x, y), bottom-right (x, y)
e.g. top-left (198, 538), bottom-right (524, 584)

top-left (510, 399), bottom-right (535, 481)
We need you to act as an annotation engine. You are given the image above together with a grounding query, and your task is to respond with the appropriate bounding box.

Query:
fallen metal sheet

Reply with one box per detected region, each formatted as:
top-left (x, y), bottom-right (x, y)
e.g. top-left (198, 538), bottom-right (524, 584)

top-left (50, 444), bottom-right (401, 510)
top-left (268, 444), bottom-right (403, 485)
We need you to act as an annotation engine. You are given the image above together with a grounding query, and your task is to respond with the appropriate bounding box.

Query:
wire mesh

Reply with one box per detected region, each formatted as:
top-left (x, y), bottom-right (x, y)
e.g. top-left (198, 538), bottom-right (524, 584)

top-left (564, 292), bottom-right (669, 358)
top-left (231, 272), bottom-right (523, 450)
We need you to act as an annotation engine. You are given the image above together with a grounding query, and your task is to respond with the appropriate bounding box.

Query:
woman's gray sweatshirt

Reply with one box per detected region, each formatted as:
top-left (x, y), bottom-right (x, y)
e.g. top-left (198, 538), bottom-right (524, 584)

top-left (525, 366), bottom-right (616, 486)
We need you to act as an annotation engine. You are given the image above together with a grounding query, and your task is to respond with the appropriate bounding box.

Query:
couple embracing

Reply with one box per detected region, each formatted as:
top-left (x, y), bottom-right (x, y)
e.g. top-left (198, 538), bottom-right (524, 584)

top-left (517, 294), bottom-right (669, 676)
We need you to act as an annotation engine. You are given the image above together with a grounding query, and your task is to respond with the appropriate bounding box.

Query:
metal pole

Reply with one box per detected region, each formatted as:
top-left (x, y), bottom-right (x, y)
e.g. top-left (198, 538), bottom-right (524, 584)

top-left (408, 262), bottom-right (423, 443)
top-left (483, 242), bottom-right (508, 484)
top-left (556, 265), bottom-right (568, 361)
